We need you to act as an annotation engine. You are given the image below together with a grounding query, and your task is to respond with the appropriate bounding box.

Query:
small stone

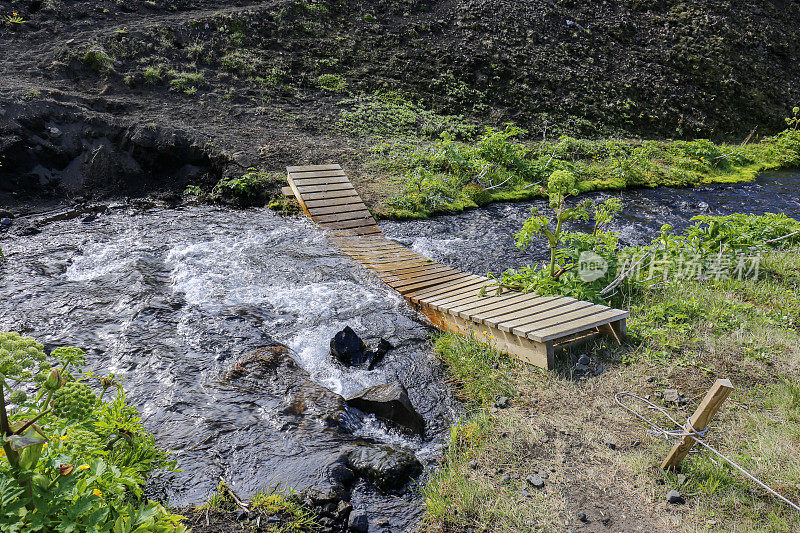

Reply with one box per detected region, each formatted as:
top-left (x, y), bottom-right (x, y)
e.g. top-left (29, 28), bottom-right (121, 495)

top-left (0, 218), bottom-right (11, 227)
top-left (577, 511), bottom-right (588, 522)
top-left (605, 441), bottom-right (617, 450)
top-left (577, 354), bottom-right (590, 365)
top-left (666, 490), bottom-right (685, 504)
top-left (336, 500), bottom-right (353, 519)
top-left (538, 470), bottom-right (549, 479)
top-left (526, 474), bottom-right (545, 489)
top-left (677, 474), bottom-right (687, 485)
top-left (663, 389), bottom-right (681, 403)
top-left (574, 363), bottom-right (589, 373)
top-left (48, 126), bottom-right (62, 137)
top-left (348, 510), bottom-right (369, 533)
top-left (494, 396), bottom-right (510, 409)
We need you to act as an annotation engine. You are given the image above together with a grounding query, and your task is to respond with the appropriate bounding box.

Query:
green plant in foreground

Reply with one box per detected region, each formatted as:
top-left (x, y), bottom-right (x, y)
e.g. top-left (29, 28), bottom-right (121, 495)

top-left (0, 331), bottom-right (184, 531)
top-left (5, 12), bottom-right (25, 25)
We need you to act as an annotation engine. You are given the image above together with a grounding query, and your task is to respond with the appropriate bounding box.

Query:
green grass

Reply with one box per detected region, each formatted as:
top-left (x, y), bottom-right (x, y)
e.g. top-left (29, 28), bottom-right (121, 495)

top-left (433, 333), bottom-right (520, 407)
top-left (424, 247), bottom-right (800, 531)
top-left (374, 126), bottom-right (800, 219)
top-left (317, 73), bottom-right (347, 93)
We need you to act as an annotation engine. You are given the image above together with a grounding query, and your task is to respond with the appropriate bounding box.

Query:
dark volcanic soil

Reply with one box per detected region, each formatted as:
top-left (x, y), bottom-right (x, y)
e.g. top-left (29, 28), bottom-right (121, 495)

top-left (1, 0), bottom-right (799, 206)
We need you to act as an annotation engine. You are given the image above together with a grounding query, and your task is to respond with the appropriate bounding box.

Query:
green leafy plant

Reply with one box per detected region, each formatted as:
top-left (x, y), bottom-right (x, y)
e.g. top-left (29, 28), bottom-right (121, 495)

top-left (210, 168), bottom-right (281, 207)
top-left (786, 106), bottom-right (800, 132)
top-left (5, 12), bottom-right (25, 25)
top-left (0, 332), bottom-right (184, 531)
top-left (82, 48), bottom-right (114, 74)
top-left (316, 73), bottom-right (347, 93)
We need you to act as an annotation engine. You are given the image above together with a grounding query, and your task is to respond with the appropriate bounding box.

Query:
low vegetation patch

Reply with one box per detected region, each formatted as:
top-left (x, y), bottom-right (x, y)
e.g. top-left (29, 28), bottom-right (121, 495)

top-left (424, 212), bottom-right (800, 531)
top-left (377, 119), bottom-right (800, 219)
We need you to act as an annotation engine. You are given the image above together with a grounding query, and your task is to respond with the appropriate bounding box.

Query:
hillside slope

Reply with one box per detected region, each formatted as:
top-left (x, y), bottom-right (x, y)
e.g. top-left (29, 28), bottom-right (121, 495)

top-left (1, 0), bottom-right (799, 202)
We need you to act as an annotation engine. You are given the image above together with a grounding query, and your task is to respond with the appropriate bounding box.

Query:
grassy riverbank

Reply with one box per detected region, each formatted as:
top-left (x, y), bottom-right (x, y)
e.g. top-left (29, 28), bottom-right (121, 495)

top-left (422, 235), bottom-right (800, 531)
top-left (370, 122), bottom-right (800, 219)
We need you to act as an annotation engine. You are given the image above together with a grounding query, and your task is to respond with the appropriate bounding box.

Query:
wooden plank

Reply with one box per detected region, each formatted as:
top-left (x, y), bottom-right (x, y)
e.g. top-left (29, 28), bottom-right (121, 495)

top-left (281, 186), bottom-right (294, 197)
top-left (474, 297), bottom-right (574, 327)
top-left (441, 292), bottom-right (531, 316)
top-left (312, 210), bottom-right (374, 224)
top-left (308, 203), bottom-right (370, 216)
top-left (661, 379), bottom-right (734, 470)
top-left (320, 219), bottom-right (381, 231)
top-left (287, 164), bottom-right (342, 173)
top-left (378, 263), bottom-right (451, 278)
top-left (304, 197), bottom-right (366, 209)
top-left (360, 259), bottom-right (435, 272)
top-left (300, 189), bottom-right (360, 201)
top-left (508, 304), bottom-right (610, 336)
top-left (329, 226), bottom-right (383, 237)
top-left (410, 277), bottom-right (487, 303)
top-left (294, 182), bottom-right (355, 194)
top-left (385, 268), bottom-right (463, 286)
top-left (497, 300), bottom-right (594, 333)
top-left (450, 292), bottom-right (540, 318)
top-left (290, 175), bottom-right (349, 185)
top-left (349, 251), bottom-right (424, 263)
top-left (535, 309), bottom-right (629, 342)
top-left (394, 272), bottom-right (474, 294)
top-left (425, 286), bottom-right (492, 310)
top-left (390, 270), bottom-right (471, 291)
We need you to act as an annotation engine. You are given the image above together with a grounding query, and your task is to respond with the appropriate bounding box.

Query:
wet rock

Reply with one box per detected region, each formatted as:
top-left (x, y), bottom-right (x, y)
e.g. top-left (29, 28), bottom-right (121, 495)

top-left (666, 489), bottom-right (685, 504)
top-left (330, 326), bottom-right (392, 369)
top-left (347, 444), bottom-right (422, 491)
top-left (226, 347), bottom-right (347, 429)
top-left (348, 509), bottom-right (368, 532)
top-left (335, 500), bottom-right (353, 520)
top-left (526, 474), bottom-right (545, 489)
top-left (331, 326), bottom-right (365, 365)
top-left (345, 382), bottom-right (425, 435)
top-left (9, 218), bottom-right (39, 236)
top-left (577, 510), bottom-right (588, 522)
top-left (0, 217), bottom-right (11, 227)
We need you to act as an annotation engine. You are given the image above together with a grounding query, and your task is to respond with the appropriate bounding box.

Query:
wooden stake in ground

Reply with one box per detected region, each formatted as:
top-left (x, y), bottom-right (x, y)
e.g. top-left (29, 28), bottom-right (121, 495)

top-left (661, 378), bottom-right (734, 471)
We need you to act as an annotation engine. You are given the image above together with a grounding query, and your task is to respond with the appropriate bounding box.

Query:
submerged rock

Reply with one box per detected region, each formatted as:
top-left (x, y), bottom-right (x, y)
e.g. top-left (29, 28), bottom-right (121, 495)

top-left (226, 346), bottom-right (346, 429)
top-left (345, 382), bottom-right (425, 435)
top-left (347, 444), bottom-right (422, 491)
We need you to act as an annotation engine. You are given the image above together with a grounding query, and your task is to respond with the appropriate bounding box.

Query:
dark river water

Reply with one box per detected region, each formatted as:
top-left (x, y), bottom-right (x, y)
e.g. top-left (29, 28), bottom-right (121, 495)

top-left (0, 171), bottom-right (797, 530)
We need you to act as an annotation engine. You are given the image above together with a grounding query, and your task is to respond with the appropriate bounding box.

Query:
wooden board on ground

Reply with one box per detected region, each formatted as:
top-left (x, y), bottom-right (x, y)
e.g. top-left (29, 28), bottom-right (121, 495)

top-left (286, 164), bottom-right (629, 370)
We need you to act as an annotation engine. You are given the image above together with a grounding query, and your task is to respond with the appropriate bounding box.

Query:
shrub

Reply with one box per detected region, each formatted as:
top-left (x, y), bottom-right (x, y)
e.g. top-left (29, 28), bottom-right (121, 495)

top-left (0, 332), bottom-right (184, 531)
top-left (210, 168), bottom-right (281, 207)
top-left (82, 48), bottom-right (114, 74)
top-left (316, 73), bottom-right (347, 93)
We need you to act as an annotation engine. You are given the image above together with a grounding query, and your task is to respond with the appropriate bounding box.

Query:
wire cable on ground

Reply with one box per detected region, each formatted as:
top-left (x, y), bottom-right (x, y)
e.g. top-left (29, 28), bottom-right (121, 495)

top-left (615, 391), bottom-right (800, 513)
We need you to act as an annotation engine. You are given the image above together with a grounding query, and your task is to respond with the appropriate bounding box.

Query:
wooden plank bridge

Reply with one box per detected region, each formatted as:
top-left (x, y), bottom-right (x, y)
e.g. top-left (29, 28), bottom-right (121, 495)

top-left (286, 164), bottom-right (628, 370)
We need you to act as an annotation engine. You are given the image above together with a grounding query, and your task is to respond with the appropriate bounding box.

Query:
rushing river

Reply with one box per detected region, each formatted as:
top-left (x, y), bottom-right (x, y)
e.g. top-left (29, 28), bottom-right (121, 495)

top-left (0, 171), bottom-right (797, 530)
